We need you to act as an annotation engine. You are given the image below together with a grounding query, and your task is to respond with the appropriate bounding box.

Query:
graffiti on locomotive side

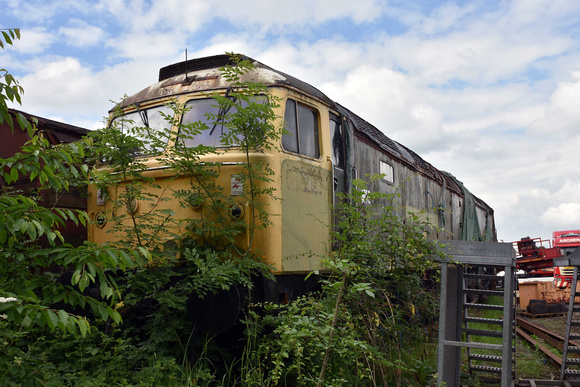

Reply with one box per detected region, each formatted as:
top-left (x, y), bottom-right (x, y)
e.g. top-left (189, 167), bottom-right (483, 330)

top-left (285, 165), bottom-right (326, 195)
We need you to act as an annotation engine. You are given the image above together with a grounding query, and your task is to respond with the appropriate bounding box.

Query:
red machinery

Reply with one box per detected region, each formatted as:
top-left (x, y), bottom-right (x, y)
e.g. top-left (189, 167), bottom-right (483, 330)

top-left (513, 230), bottom-right (580, 288)
top-left (514, 236), bottom-right (561, 277)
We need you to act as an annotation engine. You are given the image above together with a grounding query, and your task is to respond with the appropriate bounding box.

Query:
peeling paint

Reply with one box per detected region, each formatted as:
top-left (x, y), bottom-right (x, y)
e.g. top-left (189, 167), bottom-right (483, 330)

top-left (285, 165), bottom-right (325, 195)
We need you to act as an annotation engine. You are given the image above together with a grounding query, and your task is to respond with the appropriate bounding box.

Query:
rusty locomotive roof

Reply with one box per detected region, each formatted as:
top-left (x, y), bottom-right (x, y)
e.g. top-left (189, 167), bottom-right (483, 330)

top-left (118, 54), bottom-right (491, 211)
top-left (117, 54), bottom-right (335, 110)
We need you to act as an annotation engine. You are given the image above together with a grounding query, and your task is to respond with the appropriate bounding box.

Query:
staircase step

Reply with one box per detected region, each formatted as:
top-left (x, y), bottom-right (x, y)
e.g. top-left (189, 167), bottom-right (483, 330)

top-left (465, 317), bottom-right (503, 325)
top-left (464, 274), bottom-right (503, 280)
top-left (463, 328), bottom-right (504, 338)
top-left (463, 289), bottom-right (505, 296)
top-left (464, 303), bottom-right (503, 311)
top-left (469, 354), bottom-right (503, 363)
top-left (468, 354), bottom-right (516, 364)
top-left (470, 365), bottom-right (502, 375)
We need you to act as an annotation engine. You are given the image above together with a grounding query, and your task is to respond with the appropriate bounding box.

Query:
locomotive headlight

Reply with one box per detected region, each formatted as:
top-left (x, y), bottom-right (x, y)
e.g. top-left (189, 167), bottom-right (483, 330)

top-left (125, 199), bottom-right (140, 214)
top-left (230, 204), bottom-right (245, 219)
top-left (95, 212), bottom-right (107, 228)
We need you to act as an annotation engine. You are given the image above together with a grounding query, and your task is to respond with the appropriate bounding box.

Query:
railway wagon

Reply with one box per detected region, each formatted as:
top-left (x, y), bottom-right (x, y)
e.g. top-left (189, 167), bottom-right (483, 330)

top-left (87, 54), bottom-right (496, 299)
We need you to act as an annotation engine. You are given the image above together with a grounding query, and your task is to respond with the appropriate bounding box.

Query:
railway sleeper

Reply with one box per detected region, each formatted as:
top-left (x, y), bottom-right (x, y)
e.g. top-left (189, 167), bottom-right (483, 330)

top-left (571, 320), bottom-right (580, 327)
top-left (567, 346), bottom-right (580, 354)
top-left (566, 358), bottom-right (580, 365)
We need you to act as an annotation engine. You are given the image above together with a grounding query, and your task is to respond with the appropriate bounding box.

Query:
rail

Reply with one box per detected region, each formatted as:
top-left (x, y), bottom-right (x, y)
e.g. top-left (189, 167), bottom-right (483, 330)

top-left (517, 317), bottom-right (580, 386)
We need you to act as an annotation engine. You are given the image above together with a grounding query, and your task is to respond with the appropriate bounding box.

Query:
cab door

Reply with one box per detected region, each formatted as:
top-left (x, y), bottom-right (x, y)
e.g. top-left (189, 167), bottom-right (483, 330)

top-left (330, 113), bottom-right (346, 249)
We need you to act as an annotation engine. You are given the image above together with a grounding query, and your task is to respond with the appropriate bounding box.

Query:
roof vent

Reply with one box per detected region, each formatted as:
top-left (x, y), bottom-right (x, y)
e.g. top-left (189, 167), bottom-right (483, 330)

top-left (158, 54), bottom-right (250, 82)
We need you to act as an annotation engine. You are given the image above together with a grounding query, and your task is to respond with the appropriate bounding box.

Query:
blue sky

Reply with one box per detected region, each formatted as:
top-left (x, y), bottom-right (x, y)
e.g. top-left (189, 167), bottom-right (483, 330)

top-left (2, 0), bottom-right (580, 244)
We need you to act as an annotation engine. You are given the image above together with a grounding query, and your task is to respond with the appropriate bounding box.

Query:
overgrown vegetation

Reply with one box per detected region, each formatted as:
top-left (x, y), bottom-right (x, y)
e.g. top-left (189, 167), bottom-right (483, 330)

top-left (238, 178), bottom-right (442, 386)
top-left (0, 24), bottom-right (144, 350)
top-left (1, 33), bottom-right (445, 386)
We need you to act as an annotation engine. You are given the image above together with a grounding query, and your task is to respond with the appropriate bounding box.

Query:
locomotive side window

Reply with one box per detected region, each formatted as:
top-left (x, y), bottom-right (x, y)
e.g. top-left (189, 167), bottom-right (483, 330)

top-left (380, 160), bottom-right (394, 184)
top-left (111, 105), bottom-right (174, 153)
top-left (329, 113), bottom-right (345, 169)
top-left (282, 99), bottom-right (320, 158)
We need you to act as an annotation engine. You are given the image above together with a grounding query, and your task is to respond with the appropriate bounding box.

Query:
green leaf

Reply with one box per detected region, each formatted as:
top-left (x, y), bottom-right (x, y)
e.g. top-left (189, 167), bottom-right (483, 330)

top-left (78, 276), bottom-right (88, 292)
top-left (2, 31), bottom-right (12, 45)
top-left (46, 310), bottom-right (59, 330)
top-left (26, 222), bottom-right (37, 240)
top-left (22, 313), bottom-right (32, 327)
top-left (10, 166), bottom-right (18, 182)
top-left (107, 308), bottom-right (122, 325)
top-left (57, 309), bottom-right (69, 327)
top-left (77, 317), bottom-right (89, 336)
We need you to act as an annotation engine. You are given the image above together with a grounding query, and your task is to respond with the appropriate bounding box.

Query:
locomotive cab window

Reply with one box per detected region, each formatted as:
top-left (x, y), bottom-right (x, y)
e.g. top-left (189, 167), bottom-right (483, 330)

top-left (180, 97), bottom-right (256, 148)
top-left (380, 160), bottom-right (394, 184)
top-left (282, 99), bottom-right (320, 159)
top-left (111, 104), bottom-right (174, 154)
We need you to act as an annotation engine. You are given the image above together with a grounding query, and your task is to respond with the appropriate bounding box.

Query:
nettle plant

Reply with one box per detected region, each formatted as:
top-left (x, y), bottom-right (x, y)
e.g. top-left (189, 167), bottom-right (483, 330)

top-left (242, 177), bottom-right (444, 387)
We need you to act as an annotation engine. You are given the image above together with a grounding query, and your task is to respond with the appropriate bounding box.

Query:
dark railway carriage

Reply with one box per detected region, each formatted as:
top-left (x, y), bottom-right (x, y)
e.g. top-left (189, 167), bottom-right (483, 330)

top-left (88, 54), bottom-right (496, 285)
top-left (1, 109), bottom-right (90, 246)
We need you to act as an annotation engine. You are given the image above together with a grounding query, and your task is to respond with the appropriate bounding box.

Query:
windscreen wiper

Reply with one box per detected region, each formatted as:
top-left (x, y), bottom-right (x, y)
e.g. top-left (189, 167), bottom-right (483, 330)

top-left (209, 87), bottom-right (236, 136)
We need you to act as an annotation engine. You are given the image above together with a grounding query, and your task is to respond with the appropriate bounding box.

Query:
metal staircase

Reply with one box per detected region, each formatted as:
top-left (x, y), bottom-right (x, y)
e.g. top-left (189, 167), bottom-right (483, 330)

top-left (463, 267), bottom-right (516, 384)
top-left (436, 241), bottom-right (517, 386)
top-left (556, 251), bottom-right (580, 381)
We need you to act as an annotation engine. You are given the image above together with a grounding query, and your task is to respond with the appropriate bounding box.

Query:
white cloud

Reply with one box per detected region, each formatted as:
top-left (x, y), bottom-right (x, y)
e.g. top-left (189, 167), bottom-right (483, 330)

top-left (118, 0), bottom-right (210, 33)
top-left (5, 0), bottom-right (94, 22)
top-left (531, 72), bottom-right (580, 134)
top-left (15, 56), bottom-right (165, 129)
top-left (59, 19), bottom-right (106, 47)
top-left (11, 28), bottom-right (56, 55)
top-left (212, 0), bottom-right (384, 29)
top-left (106, 31), bottom-right (186, 60)
top-left (541, 203), bottom-right (580, 228)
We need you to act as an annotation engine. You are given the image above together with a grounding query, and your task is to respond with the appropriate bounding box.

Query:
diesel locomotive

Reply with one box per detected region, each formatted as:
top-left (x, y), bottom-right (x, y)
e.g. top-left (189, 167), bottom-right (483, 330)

top-left (87, 54), bottom-right (496, 303)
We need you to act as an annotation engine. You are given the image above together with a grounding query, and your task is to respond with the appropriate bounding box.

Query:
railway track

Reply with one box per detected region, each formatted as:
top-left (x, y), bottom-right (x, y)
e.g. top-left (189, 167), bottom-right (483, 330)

top-left (516, 317), bottom-right (574, 368)
top-left (516, 317), bottom-right (580, 386)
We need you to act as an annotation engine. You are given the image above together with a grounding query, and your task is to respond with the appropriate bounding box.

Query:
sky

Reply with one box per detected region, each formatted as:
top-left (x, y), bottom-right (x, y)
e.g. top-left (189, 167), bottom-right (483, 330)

top-left (2, 0), bottom-right (580, 244)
